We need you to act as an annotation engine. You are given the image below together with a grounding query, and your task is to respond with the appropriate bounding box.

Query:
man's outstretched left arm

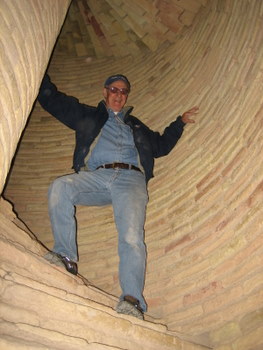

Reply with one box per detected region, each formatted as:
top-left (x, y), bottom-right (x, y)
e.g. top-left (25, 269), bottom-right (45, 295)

top-left (151, 106), bottom-right (199, 158)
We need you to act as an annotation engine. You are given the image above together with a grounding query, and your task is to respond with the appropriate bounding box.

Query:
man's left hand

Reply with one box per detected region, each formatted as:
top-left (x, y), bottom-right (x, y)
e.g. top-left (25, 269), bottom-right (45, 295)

top-left (181, 106), bottom-right (199, 124)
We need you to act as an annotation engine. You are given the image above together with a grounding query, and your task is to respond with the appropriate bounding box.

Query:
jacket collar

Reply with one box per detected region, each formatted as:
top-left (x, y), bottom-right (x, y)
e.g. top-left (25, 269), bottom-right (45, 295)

top-left (99, 100), bottom-right (133, 120)
top-left (123, 105), bottom-right (134, 116)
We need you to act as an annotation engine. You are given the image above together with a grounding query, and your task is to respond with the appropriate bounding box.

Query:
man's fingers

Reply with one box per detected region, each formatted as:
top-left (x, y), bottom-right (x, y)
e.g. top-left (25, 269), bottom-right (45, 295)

top-left (188, 106), bottom-right (199, 114)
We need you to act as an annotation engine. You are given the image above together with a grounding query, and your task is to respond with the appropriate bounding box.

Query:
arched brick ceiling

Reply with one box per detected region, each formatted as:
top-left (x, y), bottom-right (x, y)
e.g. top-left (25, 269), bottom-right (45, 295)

top-left (55, 0), bottom-right (205, 58)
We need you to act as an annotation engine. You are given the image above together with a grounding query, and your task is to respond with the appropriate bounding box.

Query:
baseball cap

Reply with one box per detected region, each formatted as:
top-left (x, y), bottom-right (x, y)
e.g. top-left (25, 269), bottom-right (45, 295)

top-left (104, 74), bottom-right (131, 91)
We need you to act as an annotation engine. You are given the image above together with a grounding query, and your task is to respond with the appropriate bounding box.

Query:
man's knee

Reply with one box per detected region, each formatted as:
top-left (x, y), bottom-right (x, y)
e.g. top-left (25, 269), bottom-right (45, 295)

top-left (48, 176), bottom-right (72, 205)
top-left (121, 227), bottom-right (145, 247)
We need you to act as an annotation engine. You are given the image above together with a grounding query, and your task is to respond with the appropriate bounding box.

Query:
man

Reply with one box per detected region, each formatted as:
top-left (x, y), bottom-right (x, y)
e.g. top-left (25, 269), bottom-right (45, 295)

top-left (38, 73), bottom-right (198, 320)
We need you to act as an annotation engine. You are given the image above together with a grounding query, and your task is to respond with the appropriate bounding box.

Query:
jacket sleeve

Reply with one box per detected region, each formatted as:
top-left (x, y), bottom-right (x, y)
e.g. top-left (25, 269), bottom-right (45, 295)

top-left (149, 116), bottom-right (186, 158)
top-left (38, 74), bottom-right (83, 130)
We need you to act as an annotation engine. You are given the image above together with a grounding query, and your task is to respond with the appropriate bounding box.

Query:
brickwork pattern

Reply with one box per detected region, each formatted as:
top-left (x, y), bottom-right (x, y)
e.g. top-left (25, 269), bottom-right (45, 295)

top-left (2, 0), bottom-right (263, 349)
top-left (55, 0), bottom-right (206, 58)
top-left (0, 0), bottom-right (71, 194)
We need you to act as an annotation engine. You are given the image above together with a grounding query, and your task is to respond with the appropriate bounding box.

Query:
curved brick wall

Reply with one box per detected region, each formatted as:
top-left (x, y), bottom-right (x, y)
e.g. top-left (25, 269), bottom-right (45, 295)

top-left (3, 0), bottom-right (263, 349)
top-left (0, 0), bottom-right (70, 193)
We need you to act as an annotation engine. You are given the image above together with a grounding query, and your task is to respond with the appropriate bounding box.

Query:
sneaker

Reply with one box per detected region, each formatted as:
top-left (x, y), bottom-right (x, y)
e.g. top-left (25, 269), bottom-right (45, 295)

top-left (44, 251), bottom-right (64, 267)
top-left (44, 251), bottom-right (78, 275)
top-left (60, 256), bottom-right (78, 275)
top-left (116, 295), bottom-right (144, 320)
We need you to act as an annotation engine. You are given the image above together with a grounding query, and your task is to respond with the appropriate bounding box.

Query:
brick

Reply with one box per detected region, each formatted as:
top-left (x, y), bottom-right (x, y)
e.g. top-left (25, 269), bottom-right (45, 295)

top-left (165, 233), bottom-right (194, 253)
top-left (183, 281), bottom-right (224, 306)
top-left (239, 308), bottom-right (263, 333)
top-left (232, 326), bottom-right (263, 350)
top-left (209, 236), bottom-right (247, 267)
top-left (209, 322), bottom-right (241, 346)
top-left (243, 271), bottom-right (263, 295)
top-left (203, 285), bottom-right (244, 314)
top-left (213, 346), bottom-right (232, 350)
top-left (215, 241), bottom-right (262, 288)
top-left (164, 304), bottom-right (203, 323)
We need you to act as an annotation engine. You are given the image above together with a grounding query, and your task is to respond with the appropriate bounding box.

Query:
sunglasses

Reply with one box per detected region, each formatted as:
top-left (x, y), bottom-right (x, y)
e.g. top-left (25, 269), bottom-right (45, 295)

top-left (106, 86), bottom-right (129, 96)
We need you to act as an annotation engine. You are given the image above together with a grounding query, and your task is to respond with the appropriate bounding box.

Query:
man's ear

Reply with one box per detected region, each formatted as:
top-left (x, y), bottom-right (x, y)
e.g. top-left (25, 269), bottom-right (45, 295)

top-left (103, 88), bottom-right (107, 99)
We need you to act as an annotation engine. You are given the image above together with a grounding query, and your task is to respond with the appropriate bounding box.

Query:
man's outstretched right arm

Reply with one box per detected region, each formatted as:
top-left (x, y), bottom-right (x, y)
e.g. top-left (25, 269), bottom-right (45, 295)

top-left (38, 74), bottom-right (83, 130)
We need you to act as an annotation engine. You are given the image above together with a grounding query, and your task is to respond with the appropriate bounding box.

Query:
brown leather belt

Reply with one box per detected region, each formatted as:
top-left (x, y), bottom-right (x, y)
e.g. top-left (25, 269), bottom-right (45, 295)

top-left (97, 163), bottom-right (141, 172)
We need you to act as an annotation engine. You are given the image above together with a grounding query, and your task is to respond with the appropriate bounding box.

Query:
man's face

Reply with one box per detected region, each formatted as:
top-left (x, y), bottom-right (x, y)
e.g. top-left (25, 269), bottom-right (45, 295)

top-left (103, 80), bottom-right (129, 112)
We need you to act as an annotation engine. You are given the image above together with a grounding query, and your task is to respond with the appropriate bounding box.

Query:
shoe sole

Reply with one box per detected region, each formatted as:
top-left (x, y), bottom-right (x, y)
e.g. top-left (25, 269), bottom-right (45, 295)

top-left (116, 301), bottom-right (144, 320)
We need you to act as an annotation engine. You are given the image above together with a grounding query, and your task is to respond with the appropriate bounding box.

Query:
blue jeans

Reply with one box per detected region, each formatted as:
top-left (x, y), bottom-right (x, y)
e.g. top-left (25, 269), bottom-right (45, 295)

top-left (48, 168), bottom-right (148, 311)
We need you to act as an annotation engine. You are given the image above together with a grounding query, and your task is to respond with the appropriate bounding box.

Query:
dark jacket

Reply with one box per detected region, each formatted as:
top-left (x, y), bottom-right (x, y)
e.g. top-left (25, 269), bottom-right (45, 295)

top-left (38, 74), bottom-right (185, 183)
